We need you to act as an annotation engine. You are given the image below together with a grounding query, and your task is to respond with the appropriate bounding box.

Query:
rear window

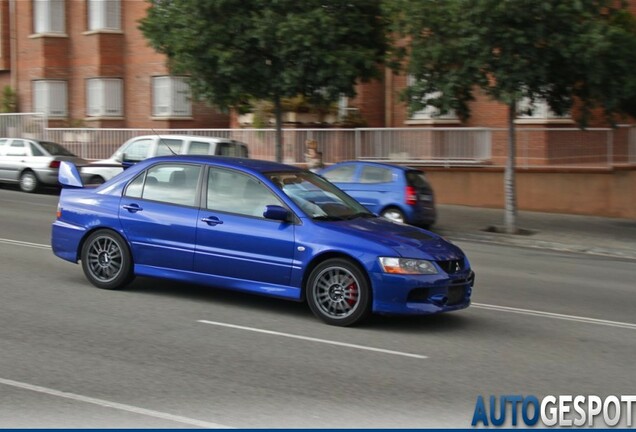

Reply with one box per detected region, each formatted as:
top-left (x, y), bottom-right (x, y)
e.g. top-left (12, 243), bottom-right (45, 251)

top-left (406, 170), bottom-right (430, 189)
top-left (39, 141), bottom-right (75, 156)
top-left (217, 142), bottom-right (248, 158)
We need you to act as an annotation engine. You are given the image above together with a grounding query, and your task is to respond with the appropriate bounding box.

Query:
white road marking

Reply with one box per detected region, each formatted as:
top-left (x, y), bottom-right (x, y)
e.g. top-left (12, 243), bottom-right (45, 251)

top-left (0, 377), bottom-right (231, 429)
top-left (473, 303), bottom-right (636, 330)
top-left (0, 238), bottom-right (51, 250)
top-left (198, 320), bottom-right (428, 359)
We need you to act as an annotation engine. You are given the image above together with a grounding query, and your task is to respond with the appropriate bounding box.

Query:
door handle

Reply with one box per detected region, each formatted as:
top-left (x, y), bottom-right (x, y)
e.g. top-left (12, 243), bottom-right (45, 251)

top-left (123, 203), bottom-right (143, 213)
top-left (201, 216), bottom-right (223, 226)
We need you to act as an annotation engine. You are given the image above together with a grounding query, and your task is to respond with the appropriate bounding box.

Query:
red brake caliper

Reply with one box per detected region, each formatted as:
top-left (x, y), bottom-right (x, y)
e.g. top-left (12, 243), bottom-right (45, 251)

top-left (346, 281), bottom-right (358, 306)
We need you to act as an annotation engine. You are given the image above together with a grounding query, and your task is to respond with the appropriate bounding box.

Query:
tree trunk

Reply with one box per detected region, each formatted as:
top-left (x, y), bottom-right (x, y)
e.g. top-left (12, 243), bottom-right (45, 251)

top-left (504, 101), bottom-right (517, 234)
top-left (274, 95), bottom-right (283, 163)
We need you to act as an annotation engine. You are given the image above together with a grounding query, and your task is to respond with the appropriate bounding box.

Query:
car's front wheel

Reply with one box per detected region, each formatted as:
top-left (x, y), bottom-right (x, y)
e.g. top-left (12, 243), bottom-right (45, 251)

top-left (306, 258), bottom-right (371, 326)
top-left (19, 171), bottom-right (40, 193)
top-left (81, 230), bottom-right (134, 290)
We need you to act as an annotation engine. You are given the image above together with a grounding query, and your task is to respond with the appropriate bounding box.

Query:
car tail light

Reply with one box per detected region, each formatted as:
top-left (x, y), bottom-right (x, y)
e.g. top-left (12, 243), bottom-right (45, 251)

top-left (405, 186), bottom-right (417, 205)
top-left (49, 160), bottom-right (61, 169)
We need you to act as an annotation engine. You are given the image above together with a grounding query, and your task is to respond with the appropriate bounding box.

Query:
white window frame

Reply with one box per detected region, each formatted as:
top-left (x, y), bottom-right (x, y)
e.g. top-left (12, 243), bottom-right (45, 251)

top-left (406, 75), bottom-right (458, 122)
top-left (33, 80), bottom-right (68, 118)
top-left (87, 78), bottom-right (123, 117)
top-left (516, 97), bottom-right (571, 121)
top-left (33, 0), bottom-right (65, 34)
top-left (87, 0), bottom-right (121, 31)
top-left (152, 76), bottom-right (192, 117)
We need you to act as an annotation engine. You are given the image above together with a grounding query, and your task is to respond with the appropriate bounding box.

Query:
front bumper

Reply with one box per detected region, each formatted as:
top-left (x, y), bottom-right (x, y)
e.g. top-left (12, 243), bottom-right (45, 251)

top-left (370, 269), bottom-right (474, 315)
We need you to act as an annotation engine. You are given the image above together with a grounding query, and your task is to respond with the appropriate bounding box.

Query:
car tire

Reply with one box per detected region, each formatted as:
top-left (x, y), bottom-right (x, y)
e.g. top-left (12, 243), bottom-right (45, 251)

top-left (81, 230), bottom-right (134, 290)
top-left (380, 207), bottom-right (406, 224)
top-left (306, 258), bottom-right (371, 327)
top-left (89, 175), bottom-right (105, 185)
top-left (19, 171), bottom-right (40, 193)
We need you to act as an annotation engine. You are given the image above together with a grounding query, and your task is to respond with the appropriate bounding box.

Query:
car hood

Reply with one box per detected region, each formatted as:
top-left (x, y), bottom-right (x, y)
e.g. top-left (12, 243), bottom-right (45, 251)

top-left (320, 216), bottom-right (464, 261)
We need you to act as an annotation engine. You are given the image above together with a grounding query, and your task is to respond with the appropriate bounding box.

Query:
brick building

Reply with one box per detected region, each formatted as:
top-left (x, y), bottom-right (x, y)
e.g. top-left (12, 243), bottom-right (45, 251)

top-left (0, 0), bottom-right (229, 128)
top-left (0, 0), bottom-right (634, 134)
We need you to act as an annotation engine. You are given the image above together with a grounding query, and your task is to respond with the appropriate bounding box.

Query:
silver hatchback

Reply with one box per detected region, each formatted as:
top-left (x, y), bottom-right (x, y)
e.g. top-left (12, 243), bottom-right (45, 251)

top-left (0, 138), bottom-right (87, 192)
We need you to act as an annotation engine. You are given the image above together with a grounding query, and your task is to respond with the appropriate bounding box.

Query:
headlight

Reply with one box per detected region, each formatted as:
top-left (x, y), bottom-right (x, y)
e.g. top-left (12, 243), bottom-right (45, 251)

top-left (379, 257), bottom-right (438, 275)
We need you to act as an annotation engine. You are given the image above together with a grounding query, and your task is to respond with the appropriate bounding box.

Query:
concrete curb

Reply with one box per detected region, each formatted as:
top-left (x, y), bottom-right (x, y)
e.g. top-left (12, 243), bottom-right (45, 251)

top-left (435, 229), bottom-right (636, 261)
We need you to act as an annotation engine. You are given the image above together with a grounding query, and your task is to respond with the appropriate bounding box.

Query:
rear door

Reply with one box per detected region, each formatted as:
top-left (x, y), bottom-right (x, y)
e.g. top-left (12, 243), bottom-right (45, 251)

top-left (352, 165), bottom-right (398, 214)
top-left (118, 163), bottom-right (202, 270)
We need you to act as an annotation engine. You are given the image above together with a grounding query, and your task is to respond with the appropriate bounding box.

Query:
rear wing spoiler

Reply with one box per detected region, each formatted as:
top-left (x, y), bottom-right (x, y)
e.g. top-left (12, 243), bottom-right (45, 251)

top-left (59, 161), bottom-right (84, 188)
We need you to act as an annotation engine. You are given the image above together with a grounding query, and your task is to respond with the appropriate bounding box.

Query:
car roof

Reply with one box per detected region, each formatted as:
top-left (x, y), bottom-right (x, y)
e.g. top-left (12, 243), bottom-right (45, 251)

top-left (139, 155), bottom-right (302, 173)
top-left (328, 160), bottom-right (411, 172)
top-left (132, 134), bottom-right (245, 143)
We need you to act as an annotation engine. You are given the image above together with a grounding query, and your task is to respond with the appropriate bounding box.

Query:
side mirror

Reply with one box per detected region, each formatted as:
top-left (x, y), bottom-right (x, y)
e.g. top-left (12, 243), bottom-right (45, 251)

top-left (263, 205), bottom-right (291, 222)
top-left (113, 152), bottom-right (124, 163)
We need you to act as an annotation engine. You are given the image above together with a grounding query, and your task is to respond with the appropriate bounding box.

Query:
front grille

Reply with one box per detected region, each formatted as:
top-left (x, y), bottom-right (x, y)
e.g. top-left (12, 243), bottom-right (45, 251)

top-left (436, 259), bottom-right (464, 274)
top-left (406, 285), bottom-right (468, 305)
top-left (447, 286), bottom-right (465, 305)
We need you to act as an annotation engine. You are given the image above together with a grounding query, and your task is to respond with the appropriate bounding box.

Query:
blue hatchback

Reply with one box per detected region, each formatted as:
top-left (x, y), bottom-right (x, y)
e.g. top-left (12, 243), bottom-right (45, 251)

top-left (319, 161), bottom-right (436, 227)
top-left (51, 156), bottom-right (473, 326)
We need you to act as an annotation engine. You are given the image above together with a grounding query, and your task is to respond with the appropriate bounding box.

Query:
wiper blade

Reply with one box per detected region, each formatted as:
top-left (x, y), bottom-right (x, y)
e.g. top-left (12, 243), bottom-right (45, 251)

top-left (343, 212), bottom-right (376, 220)
top-left (312, 215), bottom-right (346, 221)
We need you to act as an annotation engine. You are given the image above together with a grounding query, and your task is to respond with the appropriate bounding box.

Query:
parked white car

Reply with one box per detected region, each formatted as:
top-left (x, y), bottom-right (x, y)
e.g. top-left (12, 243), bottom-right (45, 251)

top-left (81, 135), bottom-right (250, 183)
top-left (0, 138), bottom-right (88, 192)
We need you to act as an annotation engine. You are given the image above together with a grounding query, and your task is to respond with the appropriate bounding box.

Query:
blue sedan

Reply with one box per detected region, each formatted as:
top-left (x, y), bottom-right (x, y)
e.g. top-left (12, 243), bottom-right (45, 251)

top-left (51, 156), bottom-right (473, 326)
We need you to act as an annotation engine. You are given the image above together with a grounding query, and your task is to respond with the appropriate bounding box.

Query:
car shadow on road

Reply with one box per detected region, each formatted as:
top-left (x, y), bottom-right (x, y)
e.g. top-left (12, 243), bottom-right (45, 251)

top-left (127, 277), bottom-right (473, 332)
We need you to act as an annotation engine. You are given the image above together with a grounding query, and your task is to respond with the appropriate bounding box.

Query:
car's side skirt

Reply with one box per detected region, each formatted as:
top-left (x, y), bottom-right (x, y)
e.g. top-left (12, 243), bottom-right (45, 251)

top-left (134, 264), bottom-right (303, 301)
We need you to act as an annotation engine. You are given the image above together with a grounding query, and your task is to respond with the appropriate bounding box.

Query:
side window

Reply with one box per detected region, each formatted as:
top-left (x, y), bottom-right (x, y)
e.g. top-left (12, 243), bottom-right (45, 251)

top-left (7, 141), bottom-right (28, 156)
top-left (30, 142), bottom-right (45, 156)
top-left (360, 166), bottom-right (393, 184)
top-left (124, 172), bottom-right (145, 198)
top-left (207, 168), bottom-right (281, 217)
top-left (188, 141), bottom-right (211, 155)
top-left (122, 138), bottom-right (153, 162)
top-left (323, 165), bottom-right (356, 183)
top-left (124, 164), bottom-right (201, 206)
top-left (156, 139), bottom-right (183, 156)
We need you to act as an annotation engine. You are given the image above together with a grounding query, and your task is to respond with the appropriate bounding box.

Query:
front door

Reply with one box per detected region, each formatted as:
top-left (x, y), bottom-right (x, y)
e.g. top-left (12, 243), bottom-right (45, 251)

top-left (194, 167), bottom-right (295, 286)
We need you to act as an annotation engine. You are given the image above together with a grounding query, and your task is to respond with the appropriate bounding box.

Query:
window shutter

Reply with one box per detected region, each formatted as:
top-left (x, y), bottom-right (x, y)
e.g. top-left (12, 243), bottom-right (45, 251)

top-left (104, 79), bottom-right (123, 116)
top-left (172, 77), bottom-right (192, 116)
top-left (49, 81), bottom-right (68, 117)
top-left (50, 0), bottom-right (65, 33)
top-left (105, 0), bottom-right (121, 30)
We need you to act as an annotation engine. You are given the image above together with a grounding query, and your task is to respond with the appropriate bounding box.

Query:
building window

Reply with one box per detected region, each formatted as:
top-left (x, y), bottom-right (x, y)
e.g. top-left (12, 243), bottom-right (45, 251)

top-left (88, 0), bottom-right (121, 31)
top-left (87, 78), bottom-right (123, 117)
top-left (516, 98), bottom-right (570, 120)
top-left (152, 76), bottom-right (192, 117)
top-left (33, 80), bottom-right (67, 118)
top-left (407, 75), bottom-right (458, 121)
top-left (33, 0), bottom-right (65, 34)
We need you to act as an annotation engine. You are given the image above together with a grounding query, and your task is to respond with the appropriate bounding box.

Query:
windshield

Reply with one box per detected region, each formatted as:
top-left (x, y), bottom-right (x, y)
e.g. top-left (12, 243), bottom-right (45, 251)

top-left (39, 141), bottom-right (76, 157)
top-left (266, 171), bottom-right (374, 221)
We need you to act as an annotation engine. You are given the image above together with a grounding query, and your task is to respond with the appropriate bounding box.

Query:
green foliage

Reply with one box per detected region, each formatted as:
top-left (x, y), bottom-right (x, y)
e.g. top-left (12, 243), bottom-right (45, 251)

top-left (139, 0), bottom-right (386, 110)
top-left (383, 0), bottom-right (636, 125)
top-left (0, 85), bottom-right (18, 113)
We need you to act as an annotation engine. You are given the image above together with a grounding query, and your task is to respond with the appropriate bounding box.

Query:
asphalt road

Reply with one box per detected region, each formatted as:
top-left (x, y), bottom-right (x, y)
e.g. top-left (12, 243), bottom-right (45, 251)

top-left (0, 186), bottom-right (634, 428)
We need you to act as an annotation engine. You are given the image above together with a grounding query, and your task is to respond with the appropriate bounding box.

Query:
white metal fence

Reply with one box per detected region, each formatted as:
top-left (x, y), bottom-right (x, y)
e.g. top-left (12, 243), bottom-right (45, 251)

top-left (2, 116), bottom-right (634, 168)
top-left (0, 113), bottom-right (47, 138)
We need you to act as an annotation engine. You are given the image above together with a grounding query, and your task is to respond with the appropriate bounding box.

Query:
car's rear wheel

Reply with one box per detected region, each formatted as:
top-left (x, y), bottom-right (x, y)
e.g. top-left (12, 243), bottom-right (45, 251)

top-left (81, 230), bottom-right (134, 290)
top-left (19, 171), bottom-right (39, 193)
top-left (306, 258), bottom-right (371, 326)
top-left (380, 207), bottom-right (405, 224)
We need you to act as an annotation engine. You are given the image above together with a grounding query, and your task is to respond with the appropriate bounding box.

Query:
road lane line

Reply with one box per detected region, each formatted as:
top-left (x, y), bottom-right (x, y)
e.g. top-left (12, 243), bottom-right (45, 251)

top-left (0, 377), bottom-right (231, 428)
top-left (197, 320), bottom-right (427, 359)
top-left (0, 238), bottom-right (50, 250)
top-left (473, 303), bottom-right (636, 330)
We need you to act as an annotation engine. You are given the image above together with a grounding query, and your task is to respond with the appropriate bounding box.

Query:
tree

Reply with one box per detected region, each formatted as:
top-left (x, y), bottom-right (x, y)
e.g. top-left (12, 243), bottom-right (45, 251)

top-left (384, 0), bottom-right (636, 233)
top-left (140, 0), bottom-right (386, 162)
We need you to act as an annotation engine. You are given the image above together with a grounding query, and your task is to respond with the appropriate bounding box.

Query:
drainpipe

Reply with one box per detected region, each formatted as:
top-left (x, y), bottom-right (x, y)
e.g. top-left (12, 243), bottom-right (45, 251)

top-left (9, 0), bottom-right (17, 93)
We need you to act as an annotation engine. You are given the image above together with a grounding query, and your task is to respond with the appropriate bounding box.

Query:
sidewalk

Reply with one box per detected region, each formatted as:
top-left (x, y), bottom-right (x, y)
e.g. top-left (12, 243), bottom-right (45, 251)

top-left (432, 204), bottom-right (636, 260)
